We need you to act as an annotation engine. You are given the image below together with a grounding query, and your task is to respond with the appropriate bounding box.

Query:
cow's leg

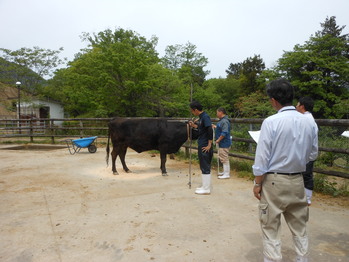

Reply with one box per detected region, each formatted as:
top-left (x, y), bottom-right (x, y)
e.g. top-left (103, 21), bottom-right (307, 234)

top-left (160, 151), bottom-right (168, 176)
top-left (119, 146), bottom-right (131, 173)
top-left (111, 147), bottom-right (119, 175)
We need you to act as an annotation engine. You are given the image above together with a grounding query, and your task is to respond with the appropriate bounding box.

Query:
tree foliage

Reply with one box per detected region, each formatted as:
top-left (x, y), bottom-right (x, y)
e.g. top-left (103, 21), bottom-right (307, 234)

top-left (162, 42), bottom-right (209, 86)
top-left (226, 54), bottom-right (265, 95)
top-left (46, 28), bottom-right (190, 117)
top-left (234, 91), bottom-right (274, 118)
top-left (0, 46), bottom-right (65, 94)
top-left (203, 77), bottom-right (241, 117)
top-left (276, 16), bottom-right (349, 118)
top-left (3, 17), bottom-right (349, 120)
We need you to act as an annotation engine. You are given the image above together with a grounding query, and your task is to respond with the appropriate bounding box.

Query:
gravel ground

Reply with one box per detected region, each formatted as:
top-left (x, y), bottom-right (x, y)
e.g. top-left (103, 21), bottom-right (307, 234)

top-left (0, 144), bottom-right (348, 262)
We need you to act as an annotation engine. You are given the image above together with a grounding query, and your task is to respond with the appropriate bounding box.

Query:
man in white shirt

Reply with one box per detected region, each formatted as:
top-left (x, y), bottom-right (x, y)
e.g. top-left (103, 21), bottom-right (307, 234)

top-left (252, 79), bottom-right (318, 262)
top-left (296, 97), bottom-right (318, 205)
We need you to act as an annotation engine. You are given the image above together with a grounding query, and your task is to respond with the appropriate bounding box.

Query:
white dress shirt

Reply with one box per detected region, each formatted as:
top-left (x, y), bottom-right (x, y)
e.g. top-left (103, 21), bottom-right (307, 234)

top-left (303, 111), bottom-right (314, 119)
top-left (303, 111), bottom-right (318, 161)
top-left (253, 106), bottom-right (318, 176)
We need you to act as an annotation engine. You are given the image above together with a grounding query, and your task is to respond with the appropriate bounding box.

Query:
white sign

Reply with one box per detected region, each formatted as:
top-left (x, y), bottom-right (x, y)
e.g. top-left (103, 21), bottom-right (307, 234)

top-left (341, 131), bottom-right (349, 138)
top-left (248, 130), bottom-right (261, 144)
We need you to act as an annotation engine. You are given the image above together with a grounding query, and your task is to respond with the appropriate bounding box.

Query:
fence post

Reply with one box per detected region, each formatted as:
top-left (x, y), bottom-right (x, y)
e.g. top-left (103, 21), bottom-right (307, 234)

top-left (249, 123), bottom-right (253, 153)
top-left (79, 120), bottom-right (84, 137)
top-left (30, 119), bottom-right (34, 143)
top-left (50, 120), bottom-right (55, 144)
top-left (185, 141), bottom-right (189, 157)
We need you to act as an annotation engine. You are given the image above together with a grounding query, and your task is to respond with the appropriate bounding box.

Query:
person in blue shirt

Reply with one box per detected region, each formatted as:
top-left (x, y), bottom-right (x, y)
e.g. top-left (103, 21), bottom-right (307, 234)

top-left (189, 101), bottom-right (213, 195)
top-left (252, 79), bottom-right (318, 262)
top-left (213, 107), bottom-right (232, 179)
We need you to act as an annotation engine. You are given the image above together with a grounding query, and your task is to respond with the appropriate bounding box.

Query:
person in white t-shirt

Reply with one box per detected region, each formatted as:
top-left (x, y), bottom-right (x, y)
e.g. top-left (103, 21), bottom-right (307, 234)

top-left (296, 97), bottom-right (318, 205)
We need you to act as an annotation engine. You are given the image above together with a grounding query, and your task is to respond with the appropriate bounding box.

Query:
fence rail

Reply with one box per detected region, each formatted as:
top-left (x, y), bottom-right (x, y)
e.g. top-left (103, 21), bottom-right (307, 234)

top-left (1, 117), bottom-right (348, 178)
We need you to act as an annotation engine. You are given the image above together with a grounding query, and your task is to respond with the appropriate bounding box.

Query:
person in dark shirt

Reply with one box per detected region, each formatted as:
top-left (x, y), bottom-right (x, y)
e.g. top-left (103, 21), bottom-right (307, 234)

top-left (189, 101), bottom-right (213, 195)
top-left (296, 96), bottom-right (318, 205)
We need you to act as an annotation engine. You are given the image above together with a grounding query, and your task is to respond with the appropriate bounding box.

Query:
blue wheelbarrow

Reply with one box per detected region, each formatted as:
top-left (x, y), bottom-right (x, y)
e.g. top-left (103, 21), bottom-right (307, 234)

top-left (65, 136), bottom-right (98, 155)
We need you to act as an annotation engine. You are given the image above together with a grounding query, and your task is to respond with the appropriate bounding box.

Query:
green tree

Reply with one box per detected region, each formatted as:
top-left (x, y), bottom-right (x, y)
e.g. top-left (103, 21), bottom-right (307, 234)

top-left (50, 28), bottom-right (160, 117)
top-left (162, 42), bottom-right (210, 112)
top-left (203, 77), bottom-right (241, 116)
top-left (234, 91), bottom-right (274, 118)
top-left (47, 28), bottom-right (191, 118)
top-left (144, 64), bottom-right (189, 117)
top-left (162, 42), bottom-right (209, 86)
top-left (192, 84), bottom-right (225, 117)
top-left (226, 54), bottom-right (266, 95)
top-left (0, 46), bottom-right (66, 93)
top-left (276, 16), bottom-right (349, 118)
top-left (225, 62), bottom-right (241, 79)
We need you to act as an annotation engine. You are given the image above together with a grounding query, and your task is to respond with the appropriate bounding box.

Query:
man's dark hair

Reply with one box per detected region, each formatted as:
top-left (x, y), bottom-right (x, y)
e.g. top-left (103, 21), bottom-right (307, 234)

top-left (217, 107), bottom-right (227, 114)
top-left (299, 96), bottom-right (314, 112)
top-left (266, 78), bottom-right (294, 106)
top-left (190, 101), bottom-right (203, 111)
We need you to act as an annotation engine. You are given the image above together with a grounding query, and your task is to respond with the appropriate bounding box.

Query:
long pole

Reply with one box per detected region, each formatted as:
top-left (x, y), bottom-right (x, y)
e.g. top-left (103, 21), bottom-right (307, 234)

top-left (188, 126), bottom-right (192, 189)
top-left (190, 82), bottom-right (193, 103)
top-left (16, 82), bottom-right (21, 134)
top-left (214, 127), bottom-right (220, 175)
top-left (217, 143), bottom-right (220, 175)
top-left (188, 82), bottom-right (193, 189)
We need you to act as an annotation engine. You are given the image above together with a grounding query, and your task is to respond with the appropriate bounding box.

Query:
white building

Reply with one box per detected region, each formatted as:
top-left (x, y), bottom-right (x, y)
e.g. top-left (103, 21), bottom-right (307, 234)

top-left (19, 99), bottom-right (64, 126)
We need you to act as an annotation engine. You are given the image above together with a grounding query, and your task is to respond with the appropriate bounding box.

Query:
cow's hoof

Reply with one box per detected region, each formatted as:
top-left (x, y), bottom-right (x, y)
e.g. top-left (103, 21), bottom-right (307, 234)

top-left (126, 170), bottom-right (132, 173)
top-left (113, 171), bottom-right (119, 175)
top-left (162, 173), bottom-right (168, 176)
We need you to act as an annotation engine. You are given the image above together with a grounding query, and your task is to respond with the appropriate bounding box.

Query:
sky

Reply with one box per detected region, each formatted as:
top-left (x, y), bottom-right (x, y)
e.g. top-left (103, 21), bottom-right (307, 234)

top-left (1, 0), bottom-right (349, 79)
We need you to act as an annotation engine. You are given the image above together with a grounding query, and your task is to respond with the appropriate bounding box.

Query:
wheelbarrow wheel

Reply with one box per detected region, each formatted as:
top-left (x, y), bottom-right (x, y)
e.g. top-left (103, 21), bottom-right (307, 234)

top-left (88, 145), bottom-right (97, 153)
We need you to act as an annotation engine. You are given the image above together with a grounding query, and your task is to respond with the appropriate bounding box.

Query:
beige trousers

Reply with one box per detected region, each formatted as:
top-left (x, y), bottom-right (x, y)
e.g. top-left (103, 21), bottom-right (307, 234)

top-left (218, 147), bottom-right (230, 163)
top-left (259, 173), bottom-right (309, 261)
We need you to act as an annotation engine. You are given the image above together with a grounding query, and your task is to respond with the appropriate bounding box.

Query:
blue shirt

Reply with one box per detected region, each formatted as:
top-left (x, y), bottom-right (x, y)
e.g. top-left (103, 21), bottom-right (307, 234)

top-left (215, 115), bottom-right (232, 148)
top-left (197, 111), bottom-right (212, 147)
top-left (252, 106), bottom-right (318, 176)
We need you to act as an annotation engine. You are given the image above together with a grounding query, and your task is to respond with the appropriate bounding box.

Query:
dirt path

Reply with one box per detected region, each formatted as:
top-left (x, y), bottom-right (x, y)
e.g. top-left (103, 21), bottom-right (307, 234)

top-left (0, 145), bottom-right (348, 262)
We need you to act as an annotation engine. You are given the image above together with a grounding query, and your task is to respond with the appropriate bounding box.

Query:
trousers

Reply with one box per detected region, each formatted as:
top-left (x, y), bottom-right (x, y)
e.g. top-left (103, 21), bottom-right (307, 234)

top-left (198, 146), bottom-right (213, 174)
top-left (259, 173), bottom-right (309, 261)
top-left (218, 147), bottom-right (230, 163)
top-left (303, 161), bottom-right (314, 190)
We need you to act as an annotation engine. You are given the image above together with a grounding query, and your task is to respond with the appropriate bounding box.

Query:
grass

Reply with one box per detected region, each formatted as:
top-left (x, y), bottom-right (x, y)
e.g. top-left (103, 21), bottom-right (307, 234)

top-left (314, 173), bottom-right (349, 197)
top-left (175, 149), bottom-right (255, 180)
top-left (175, 149), bottom-right (349, 197)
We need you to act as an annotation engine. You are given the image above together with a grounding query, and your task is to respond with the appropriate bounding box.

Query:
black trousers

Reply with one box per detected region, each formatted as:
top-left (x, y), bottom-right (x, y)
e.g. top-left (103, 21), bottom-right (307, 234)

top-left (198, 146), bottom-right (213, 174)
top-left (303, 161), bottom-right (314, 190)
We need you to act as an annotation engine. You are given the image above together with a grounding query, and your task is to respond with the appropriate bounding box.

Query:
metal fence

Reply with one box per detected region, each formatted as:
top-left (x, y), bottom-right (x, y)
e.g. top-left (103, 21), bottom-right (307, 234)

top-left (0, 117), bottom-right (348, 178)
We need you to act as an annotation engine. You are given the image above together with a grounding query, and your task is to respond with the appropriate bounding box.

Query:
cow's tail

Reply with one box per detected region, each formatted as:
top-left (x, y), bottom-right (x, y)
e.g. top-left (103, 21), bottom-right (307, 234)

top-left (106, 124), bottom-right (110, 167)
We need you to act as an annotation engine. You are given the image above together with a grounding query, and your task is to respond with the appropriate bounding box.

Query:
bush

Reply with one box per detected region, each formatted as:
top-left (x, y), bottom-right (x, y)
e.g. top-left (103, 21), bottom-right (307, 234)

top-left (314, 173), bottom-right (349, 197)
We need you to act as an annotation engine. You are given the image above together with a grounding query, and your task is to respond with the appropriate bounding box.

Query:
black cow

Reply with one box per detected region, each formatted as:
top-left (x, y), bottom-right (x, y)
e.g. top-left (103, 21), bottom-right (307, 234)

top-left (106, 118), bottom-right (197, 175)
